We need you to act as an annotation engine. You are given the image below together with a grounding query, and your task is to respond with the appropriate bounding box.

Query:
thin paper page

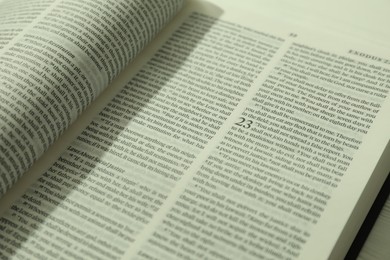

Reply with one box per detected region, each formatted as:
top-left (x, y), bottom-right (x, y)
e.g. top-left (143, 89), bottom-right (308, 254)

top-left (121, 3), bottom-right (390, 259)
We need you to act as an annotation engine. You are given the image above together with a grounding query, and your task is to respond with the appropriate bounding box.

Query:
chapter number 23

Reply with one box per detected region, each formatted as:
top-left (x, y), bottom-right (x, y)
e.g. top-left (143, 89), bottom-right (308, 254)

top-left (235, 117), bottom-right (253, 129)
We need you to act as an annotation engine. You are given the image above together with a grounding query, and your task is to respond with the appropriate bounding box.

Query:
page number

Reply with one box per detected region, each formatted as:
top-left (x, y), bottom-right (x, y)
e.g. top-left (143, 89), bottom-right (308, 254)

top-left (289, 33), bottom-right (298, 38)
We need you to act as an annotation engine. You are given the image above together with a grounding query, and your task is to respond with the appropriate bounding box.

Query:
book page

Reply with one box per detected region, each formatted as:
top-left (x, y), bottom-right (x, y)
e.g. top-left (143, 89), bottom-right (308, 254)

top-left (0, 1), bottom-right (389, 260)
top-left (0, 0), bottom-right (183, 196)
top-left (0, 0), bottom-right (55, 49)
top-left (123, 7), bottom-right (390, 260)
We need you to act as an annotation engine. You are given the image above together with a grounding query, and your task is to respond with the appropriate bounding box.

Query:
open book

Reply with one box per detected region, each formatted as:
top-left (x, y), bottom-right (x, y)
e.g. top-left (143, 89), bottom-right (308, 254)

top-left (1, 0), bottom-right (389, 259)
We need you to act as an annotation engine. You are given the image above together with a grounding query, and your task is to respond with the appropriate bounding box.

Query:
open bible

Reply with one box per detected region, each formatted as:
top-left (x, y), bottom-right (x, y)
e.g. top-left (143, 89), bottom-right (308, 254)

top-left (0, 0), bottom-right (389, 259)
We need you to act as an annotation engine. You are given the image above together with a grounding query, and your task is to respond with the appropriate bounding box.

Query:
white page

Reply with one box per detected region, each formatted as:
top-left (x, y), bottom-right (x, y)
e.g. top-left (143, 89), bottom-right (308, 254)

top-left (0, 0), bottom-right (183, 197)
top-left (202, 1), bottom-right (390, 258)
top-left (119, 1), bottom-right (390, 259)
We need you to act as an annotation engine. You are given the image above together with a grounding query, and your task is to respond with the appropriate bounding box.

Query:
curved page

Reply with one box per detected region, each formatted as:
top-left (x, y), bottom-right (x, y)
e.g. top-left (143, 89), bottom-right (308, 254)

top-left (0, 0), bottom-right (183, 195)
